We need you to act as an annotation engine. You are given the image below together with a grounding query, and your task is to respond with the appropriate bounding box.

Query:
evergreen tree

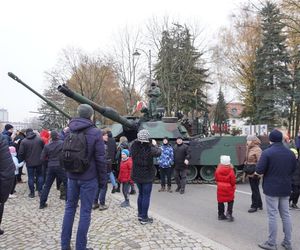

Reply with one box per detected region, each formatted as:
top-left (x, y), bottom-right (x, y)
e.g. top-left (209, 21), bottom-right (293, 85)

top-left (155, 24), bottom-right (210, 116)
top-left (214, 89), bottom-right (229, 135)
top-left (254, 1), bottom-right (291, 127)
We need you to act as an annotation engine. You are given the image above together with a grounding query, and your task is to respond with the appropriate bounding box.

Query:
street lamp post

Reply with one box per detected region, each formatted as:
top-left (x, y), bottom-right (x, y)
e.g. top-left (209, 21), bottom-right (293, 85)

top-left (133, 48), bottom-right (152, 83)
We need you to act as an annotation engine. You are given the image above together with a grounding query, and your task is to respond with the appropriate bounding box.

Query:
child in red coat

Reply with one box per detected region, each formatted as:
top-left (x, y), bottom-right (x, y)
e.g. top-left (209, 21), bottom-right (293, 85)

top-left (215, 155), bottom-right (236, 222)
top-left (118, 149), bottom-right (132, 207)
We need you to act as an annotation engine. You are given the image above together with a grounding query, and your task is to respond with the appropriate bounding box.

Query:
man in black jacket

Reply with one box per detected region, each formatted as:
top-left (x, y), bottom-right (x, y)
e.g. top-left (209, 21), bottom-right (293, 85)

top-left (18, 128), bottom-right (44, 198)
top-left (39, 130), bottom-right (67, 209)
top-left (173, 136), bottom-right (190, 194)
top-left (0, 134), bottom-right (15, 235)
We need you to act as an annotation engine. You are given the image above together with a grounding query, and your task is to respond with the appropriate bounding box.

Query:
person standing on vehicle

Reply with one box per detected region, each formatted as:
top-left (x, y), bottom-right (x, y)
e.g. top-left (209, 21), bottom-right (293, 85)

top-left (245, 135), bottom-right (263, 213)
top-left (173, 136), bottom-right (190, 194)
top-left (256, 129), bottom-right (296, 250)
top-left (61, 104), bottom-right (106, 250)
top-left (158, 137), bottom-right (174, 193)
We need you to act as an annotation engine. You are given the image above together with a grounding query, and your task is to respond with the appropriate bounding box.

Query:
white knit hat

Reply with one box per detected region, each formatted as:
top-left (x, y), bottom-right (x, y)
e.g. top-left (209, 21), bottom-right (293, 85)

top-left (220, 155), bottom-right (231, 165)
top-left (137, 129), bottom-right (150, 142)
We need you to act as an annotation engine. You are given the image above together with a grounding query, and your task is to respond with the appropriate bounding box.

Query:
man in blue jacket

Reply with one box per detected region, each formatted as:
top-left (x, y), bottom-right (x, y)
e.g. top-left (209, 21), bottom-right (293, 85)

top-left (256, 129), bottom-right (296, 250)
top-left (61, 104), bottom-right (106, 250)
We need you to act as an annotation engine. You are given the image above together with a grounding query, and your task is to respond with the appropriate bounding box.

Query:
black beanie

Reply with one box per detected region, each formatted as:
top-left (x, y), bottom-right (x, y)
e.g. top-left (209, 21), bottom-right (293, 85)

top-left (50, 130), bottom-right (59, 140)
top-left (269, 129), bottom-right (283, 142)
top-left (5, 124), bottom-right (13, 131)
top-left (77, 104), bottom-right (94, 119)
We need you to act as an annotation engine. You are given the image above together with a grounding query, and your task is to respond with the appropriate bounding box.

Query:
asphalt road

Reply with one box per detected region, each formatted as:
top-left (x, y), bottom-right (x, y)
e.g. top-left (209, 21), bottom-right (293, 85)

top-left (125, 183), bottom-right (300, 250)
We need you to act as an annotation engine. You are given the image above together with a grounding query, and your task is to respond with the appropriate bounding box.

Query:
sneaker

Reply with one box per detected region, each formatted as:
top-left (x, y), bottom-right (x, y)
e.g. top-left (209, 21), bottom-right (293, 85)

top-left (140, 217), bottom-right (153, 225)
top-left (248, 207), bottom-right (258, 213)
top-left (92, 203), bottom-right (100, 210)
top-left (218, 214), bottom-right (227, 220)
top-left (120, 201), bottom-right (130, 207)
top-left (180, 189), bottom-right (185, 194)
top-left (28, 193), bottom-right (35, 198)
top-left (137, 216), bottom-right (143, 221)
top-left (130, 189), bottom-right (136, 195)
top-left (226, 214), bottom-right (234, 222)
top-left (9, 194), bottom-right (17, 199)
top-left (39, 203), bottom-right (48, 209)
top-left (99, 204), bottom-right (108, 211)
top-left (291, 204), bottom-right (300, 210)
top-left (281, 241), bottom-right (292, 250)
top-left (258, 241), bottom-right (277, 250)
top-left (167, 187), bottom-right (173, 193)
top-left (0, 229), bottom-right (4, 235)
top-left (175, 187), bottom-right (180, 192)
top-left (158, 187), bottom-right (165, 192)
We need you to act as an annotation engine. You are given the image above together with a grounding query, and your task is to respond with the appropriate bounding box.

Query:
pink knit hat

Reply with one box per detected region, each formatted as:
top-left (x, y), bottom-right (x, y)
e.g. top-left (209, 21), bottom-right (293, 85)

top-left (9, 146), bottom-right (16, 154)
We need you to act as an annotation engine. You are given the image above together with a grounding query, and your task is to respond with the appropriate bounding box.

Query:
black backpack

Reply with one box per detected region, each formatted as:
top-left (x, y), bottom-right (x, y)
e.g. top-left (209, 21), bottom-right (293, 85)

top-left (61, 128), bottom-right (89, 173)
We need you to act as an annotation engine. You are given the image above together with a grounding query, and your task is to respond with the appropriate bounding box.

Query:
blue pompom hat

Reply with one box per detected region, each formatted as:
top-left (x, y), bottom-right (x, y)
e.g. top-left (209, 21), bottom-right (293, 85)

top-left (121, 149), bottom-right (129, 157)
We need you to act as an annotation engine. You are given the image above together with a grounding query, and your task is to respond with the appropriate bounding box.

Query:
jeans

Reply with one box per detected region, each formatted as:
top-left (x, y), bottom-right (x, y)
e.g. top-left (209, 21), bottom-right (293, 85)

top-left (40, 166), bottom-right (67, 205)
top-left (160, 167), bottom-right (172, 187)
top-left (249, 177), bottom-right (262, 208)
top-left (265, 195), bottom-right (292, 246)
top-left (27, 165), bottom-right (43, 194)
top-left (61, 178), bottom-right (98, 250)
top-left (109, 172), bottom-right (117, 188)
top-left (174, 168), bottom-right (187, 191)
top-left (289, 184), bottom-right (300, 205)
top-left (136, 183), bottom-right (153, 219)
top-left (218, 201), bottom-right (234, 216)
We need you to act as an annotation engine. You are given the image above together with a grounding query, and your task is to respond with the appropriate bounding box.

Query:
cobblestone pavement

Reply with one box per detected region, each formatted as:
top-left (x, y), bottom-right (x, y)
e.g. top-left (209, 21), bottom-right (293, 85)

top-left (1, 180), bottom-right (230, 250)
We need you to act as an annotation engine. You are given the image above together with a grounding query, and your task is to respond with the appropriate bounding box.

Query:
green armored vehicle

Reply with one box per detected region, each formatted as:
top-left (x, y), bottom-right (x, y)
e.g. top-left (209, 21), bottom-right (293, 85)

top-left (57, 84), bottom-right (248, 182)
top-left (8, 72), bottom-right (248, 182)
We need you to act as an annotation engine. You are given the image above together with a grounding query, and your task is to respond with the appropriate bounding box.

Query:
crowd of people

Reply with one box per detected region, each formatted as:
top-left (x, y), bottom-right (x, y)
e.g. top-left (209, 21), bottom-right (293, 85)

top-left (1, 105), bottom-right (300, 250)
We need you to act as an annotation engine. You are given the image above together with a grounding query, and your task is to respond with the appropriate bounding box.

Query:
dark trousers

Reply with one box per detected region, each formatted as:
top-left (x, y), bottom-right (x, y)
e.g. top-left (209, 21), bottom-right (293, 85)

top-left (95, 173), bottom-right (108, 205)
top-left (218, 200), bottom-right (234, 216)
top-left (136, 183), bottom-right (153, 219)
top-left (0, 203), bottom-right (3, 225)
top-left (61, 178), bottom-right (98, 250)
top-left (10, 176), bottom-right (17, 195)
top-left (290, 184), bottom-right (300, 205)
top-left (122, 182), bottom-right (130, 201)
top-left (160, 167), bottom-right (172, 187)
top-left (16, 166), bottom-right (23, 182)
top-left (27, 165), bottom-right (43, 194)
top-left (40, 166), bottom-right (67, 206)
top-left (174, 168), bottom-right (187, 191)
top-left (249, 177), bottom-right (263, 208)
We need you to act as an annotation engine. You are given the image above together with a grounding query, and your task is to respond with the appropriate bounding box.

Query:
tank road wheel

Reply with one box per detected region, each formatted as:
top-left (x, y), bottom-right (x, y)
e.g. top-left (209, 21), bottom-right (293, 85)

top-left (199, 165), bottom-right (216, 182)
top-left (186, 165), bottom-right (198, 181)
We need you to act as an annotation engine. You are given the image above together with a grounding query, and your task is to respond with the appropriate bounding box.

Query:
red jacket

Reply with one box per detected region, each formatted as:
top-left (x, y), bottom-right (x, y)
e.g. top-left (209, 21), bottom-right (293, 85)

top-left (118, 157), bottom-right (133, 183)
top-left (214, 164), bottom-right (236, 202)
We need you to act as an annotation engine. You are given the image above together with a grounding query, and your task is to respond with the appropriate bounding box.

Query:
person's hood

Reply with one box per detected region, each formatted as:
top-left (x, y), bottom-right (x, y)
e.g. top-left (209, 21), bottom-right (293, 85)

top-left (248, 138), bottom-right (261, 148)
top-left (26, 132), bottom-right (36, 139)
top-left (68, 117), bottom-right (94, 132)
top-left (2, 130), bottom-right (12, 136)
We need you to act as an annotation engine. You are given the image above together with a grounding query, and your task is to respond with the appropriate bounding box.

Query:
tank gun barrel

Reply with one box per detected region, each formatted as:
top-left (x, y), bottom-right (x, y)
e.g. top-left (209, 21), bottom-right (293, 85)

top-left (57, 84), bottom-right (136, 129)
top-left (8, 72), bottom-right (72, 120)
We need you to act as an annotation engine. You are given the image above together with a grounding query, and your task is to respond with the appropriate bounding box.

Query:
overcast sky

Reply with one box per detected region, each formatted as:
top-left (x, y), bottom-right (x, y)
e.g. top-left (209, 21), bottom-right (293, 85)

top-left (0, 0), bottom-right (249, 122)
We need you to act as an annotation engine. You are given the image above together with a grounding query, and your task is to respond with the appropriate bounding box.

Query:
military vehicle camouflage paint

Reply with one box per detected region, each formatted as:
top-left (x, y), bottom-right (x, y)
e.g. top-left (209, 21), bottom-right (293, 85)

top-left (57, 84), bottom-right (250, 182)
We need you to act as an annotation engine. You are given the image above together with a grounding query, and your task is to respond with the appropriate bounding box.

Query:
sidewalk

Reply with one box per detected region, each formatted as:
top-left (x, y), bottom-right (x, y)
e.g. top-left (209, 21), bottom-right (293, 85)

top-left (1, 180), bottom-right (230, 250)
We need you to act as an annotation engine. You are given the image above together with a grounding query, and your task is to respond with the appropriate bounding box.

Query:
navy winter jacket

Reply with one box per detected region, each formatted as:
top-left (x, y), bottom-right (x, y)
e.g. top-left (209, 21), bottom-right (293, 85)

top-left (67, 118), bottom-right (107, 187)
top-left (256, 142), bottom-right (296, 197)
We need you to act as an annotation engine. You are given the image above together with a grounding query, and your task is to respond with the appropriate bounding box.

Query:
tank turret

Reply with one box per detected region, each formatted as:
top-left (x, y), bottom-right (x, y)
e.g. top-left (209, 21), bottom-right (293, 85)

top-left (8, 72), bottom-right (72, 120)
